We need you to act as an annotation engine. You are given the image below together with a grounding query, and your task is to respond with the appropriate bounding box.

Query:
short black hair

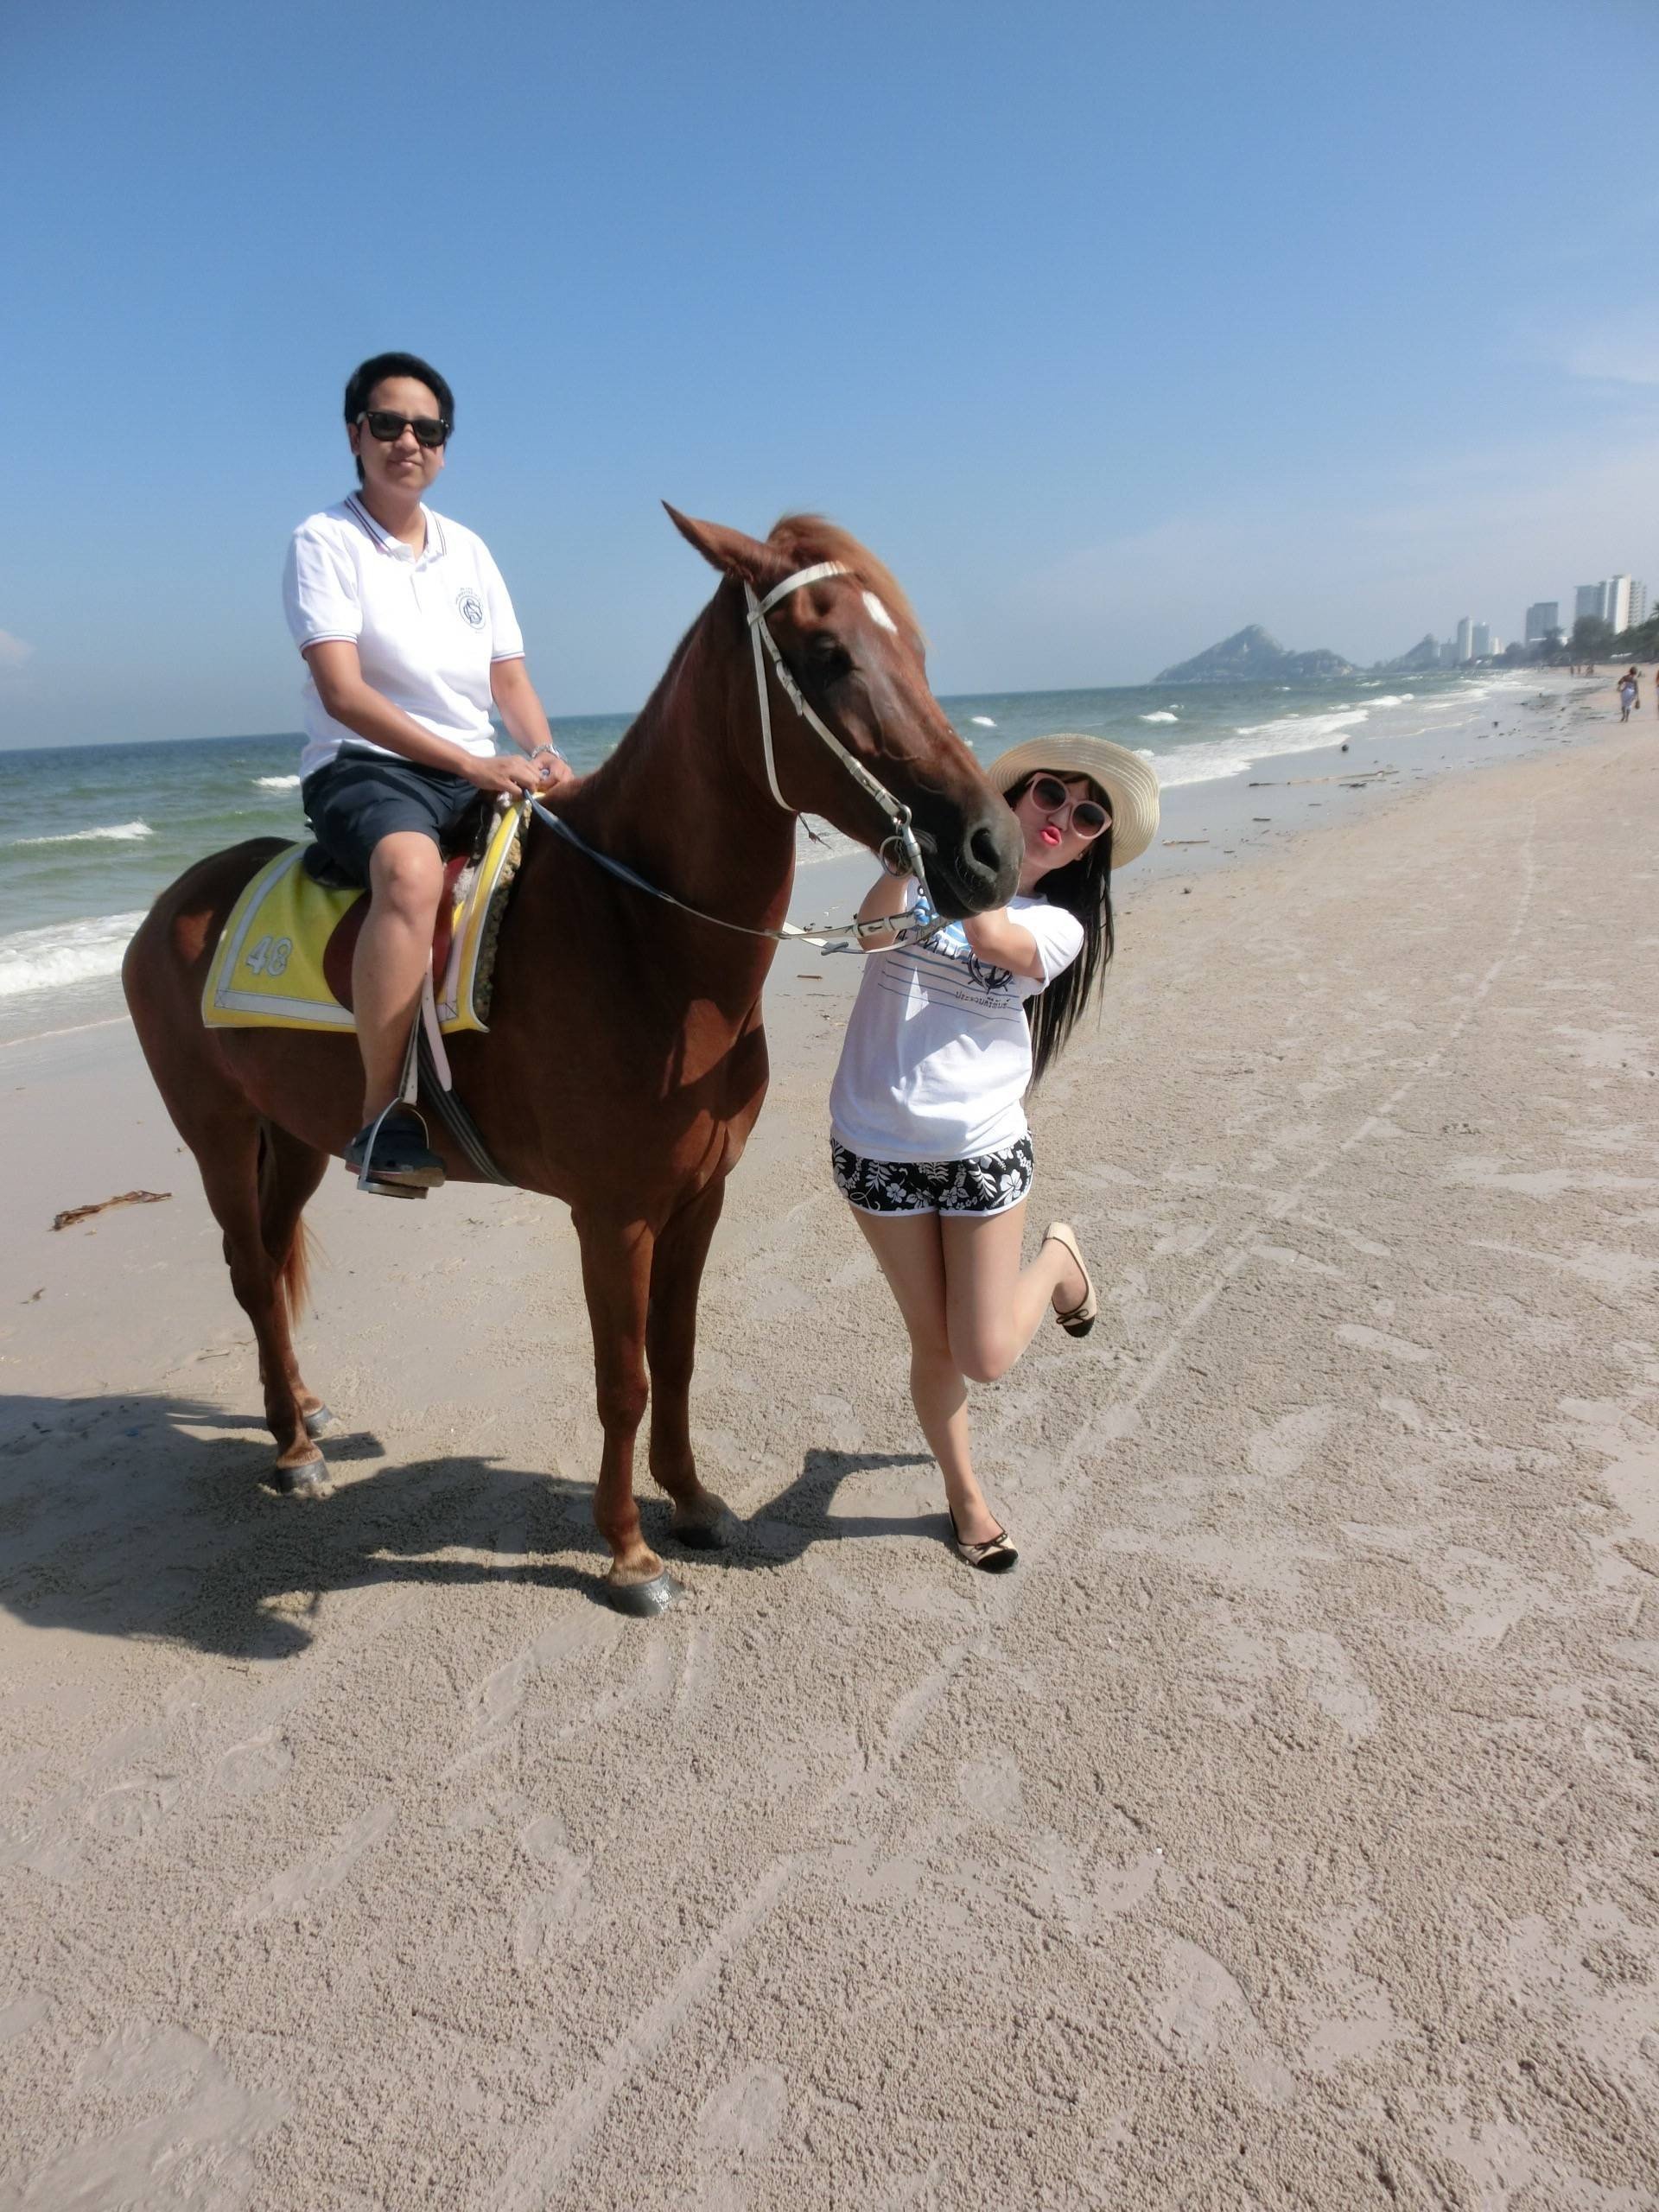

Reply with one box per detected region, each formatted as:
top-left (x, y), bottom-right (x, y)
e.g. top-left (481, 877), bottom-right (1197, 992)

top-left (343, 352), bottom-right (454, 484)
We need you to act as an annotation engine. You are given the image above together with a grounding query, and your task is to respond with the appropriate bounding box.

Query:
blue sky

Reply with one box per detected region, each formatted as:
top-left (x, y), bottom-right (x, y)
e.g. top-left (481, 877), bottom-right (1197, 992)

top-left (3, 0), bottom-right (1656, 747)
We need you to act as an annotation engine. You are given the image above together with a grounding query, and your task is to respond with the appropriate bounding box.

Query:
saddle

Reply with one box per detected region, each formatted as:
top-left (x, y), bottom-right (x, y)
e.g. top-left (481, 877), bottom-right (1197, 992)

top-left (201, 800), bottom-right (526, 1035)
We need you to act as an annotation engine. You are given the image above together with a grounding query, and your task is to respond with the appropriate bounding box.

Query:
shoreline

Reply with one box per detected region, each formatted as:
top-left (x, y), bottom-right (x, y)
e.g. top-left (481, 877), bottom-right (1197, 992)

top-left (0, 667), bottom-right (1601, 1048)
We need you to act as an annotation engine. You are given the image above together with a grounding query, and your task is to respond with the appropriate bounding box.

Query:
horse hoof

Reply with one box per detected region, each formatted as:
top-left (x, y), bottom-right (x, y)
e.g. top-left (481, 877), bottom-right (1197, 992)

top-left (606, 1570), bottom-right (684, 1618)
top-left (302, 1405), bottom-right (336, 1441)
top-left (670, 1516), bottom-right (728, 1551)
top-left (272, 1458), bottom-right (329, 1498)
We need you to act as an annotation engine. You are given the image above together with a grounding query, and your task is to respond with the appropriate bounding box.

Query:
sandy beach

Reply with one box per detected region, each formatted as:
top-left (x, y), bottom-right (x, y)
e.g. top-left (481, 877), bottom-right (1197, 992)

top-left (3, 679), bottom-right (1657, 2208)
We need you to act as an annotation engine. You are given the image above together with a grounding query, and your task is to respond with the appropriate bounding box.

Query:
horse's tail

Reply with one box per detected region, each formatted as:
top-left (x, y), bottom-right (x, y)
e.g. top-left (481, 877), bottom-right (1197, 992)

top-left (276, 1216), bottom-right (313, 1330)
top-left (257, 1122), bottom-right (314, 1326)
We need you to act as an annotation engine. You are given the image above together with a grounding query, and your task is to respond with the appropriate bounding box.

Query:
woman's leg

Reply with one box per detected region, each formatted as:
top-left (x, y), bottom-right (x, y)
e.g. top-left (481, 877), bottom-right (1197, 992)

top-left (939, 1202), bottom-right (1087, 1385)
top-left (353, 831), bottom-right (446, 1122)
top-left (850, 1208), bottom-right (1004, 1546)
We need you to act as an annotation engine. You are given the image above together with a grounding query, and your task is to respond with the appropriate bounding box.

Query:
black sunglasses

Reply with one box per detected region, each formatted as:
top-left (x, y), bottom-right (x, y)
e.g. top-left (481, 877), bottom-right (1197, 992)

top-left (1027, 772), bottom-right (1110, 838)
top-left (358, 409), bottom-right (450, 448)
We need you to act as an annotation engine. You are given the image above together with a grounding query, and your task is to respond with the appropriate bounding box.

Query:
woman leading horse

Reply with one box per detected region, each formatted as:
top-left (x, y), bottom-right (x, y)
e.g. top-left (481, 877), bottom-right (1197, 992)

top-left (124, 508), bottom-right (1022, 1610)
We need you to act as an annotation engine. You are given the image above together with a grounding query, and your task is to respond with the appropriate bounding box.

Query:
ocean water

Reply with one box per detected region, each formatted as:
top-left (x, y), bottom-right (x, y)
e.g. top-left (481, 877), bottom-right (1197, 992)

top-left (0, 668), bottom-right (1522, 1012)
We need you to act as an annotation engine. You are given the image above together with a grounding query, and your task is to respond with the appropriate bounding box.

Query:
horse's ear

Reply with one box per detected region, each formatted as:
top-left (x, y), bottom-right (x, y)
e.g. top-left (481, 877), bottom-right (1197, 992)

top-left (663, 504), bottom-right (790, 593)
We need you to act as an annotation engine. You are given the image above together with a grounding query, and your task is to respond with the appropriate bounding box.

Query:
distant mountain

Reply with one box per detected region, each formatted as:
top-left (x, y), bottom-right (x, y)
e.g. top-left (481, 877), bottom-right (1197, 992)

top-left (1155, 624), bottom-right (1357, 685)
top-left (1376, 634), bottom-right (1443, 672)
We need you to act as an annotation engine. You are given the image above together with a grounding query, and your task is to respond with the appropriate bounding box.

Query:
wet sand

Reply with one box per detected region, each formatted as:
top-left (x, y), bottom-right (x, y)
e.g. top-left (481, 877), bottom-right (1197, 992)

top-left (2, 686), bottom-right (1656, 2208)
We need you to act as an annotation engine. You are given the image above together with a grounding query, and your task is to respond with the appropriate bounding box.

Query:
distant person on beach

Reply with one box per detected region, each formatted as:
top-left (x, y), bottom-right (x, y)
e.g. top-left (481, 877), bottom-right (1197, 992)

top-left (1618, 669), bottom-right (1639, 721)
top-left (828, 736), bottom-right (1158, 1571)
top-left (283, 352), bottom-right (571, 1195)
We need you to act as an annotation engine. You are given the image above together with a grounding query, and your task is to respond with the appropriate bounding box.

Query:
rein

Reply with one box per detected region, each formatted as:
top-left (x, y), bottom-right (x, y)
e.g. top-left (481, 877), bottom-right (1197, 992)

top-left (526, 558), bottom-right (943, 953)
top-left (528, 798), bottom-right (927, 951)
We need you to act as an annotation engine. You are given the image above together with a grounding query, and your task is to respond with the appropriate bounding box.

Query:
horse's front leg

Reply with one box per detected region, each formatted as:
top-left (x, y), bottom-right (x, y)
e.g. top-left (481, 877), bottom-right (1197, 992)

top-left (573, 1209), bottom-right (680, 1615)
top-left (646, 1175), bottom-right (730, 1549)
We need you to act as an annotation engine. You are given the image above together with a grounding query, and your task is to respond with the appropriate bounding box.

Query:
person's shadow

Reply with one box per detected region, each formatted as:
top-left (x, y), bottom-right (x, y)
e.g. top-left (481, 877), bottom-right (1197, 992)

top-left (0, 1393), bottom-right (938, 1658)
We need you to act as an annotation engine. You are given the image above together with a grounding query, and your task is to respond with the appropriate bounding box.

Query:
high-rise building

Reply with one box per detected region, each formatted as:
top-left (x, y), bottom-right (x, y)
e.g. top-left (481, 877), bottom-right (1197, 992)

top-left (1524, 601), bottom-right (1560, 644)
top-left (1576, 582), bottom-right (1610, 624)
top-left (1607, 575), bottom-right (1632, 632)
top-left (1472, 623), bottom-right (1492, 658)
top-left (1631, 581), bottom-right (1649, 628)
top-left (1455, 617), bottom-right (1473, 663)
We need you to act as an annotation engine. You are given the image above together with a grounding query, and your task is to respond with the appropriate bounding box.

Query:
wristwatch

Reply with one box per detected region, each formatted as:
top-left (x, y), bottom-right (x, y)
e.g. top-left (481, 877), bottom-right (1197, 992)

top-left (530, 744), bottom-right (564, 765)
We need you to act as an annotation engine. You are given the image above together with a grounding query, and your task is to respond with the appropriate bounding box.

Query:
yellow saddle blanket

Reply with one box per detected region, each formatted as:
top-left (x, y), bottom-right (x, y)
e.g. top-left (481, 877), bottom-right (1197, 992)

top-left (201, 801), bottom-right (525, 1033)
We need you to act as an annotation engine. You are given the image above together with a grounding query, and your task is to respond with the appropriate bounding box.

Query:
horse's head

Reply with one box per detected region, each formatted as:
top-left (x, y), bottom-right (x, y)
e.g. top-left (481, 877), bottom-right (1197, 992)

top-left (665, 506), bottom-right (1022, 918)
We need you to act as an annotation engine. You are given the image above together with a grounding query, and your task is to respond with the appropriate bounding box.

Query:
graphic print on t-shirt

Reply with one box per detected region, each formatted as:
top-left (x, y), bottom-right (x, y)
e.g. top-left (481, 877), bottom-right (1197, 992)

top-left (874, 923), bottom-right (1024, 1025)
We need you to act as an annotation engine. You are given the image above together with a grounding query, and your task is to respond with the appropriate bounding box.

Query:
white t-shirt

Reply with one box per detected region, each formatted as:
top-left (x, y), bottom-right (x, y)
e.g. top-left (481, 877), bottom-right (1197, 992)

top-left (829, 886), bottom-right (1085, 1163)
top-left (283, 495), bottom-right (526, 779)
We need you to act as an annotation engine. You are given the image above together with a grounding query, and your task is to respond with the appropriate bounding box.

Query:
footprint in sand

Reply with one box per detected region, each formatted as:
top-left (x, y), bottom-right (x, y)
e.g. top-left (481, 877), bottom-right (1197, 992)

top-left (1246, 1405), bottom-right (1336, 1481)
top-left (9, 2021), bottom-right (288, 2210)
top-left (213, 1730), bottom-right (293, 1800)
top-left (1280, 1630), bottom-right (1381, 1742)
top-left (86, 1779), bottom-right (181, 1841)
top-left (0, 1994), bottom-right (49, 2046)
top-left (1152, 1939), bottom-right (1294, 2106)
top-left (1336, 1323), bottom-right (1434, 1364)
top-left (955, 1751), bottom-right (1023, 1824)
top-left (512, 1860), bottom-right (594, 1967)
top-left (699, 2062), bottom-right (788, 2163)
top-left (233, 1801), bottom-right (394, 1923)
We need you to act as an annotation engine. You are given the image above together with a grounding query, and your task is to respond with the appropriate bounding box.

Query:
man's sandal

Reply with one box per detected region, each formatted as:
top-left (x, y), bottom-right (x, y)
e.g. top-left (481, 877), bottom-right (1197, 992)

top-left (344, 1103), bottom-right (446, 1198)
top-left (1043, 1220), bottom-right (1097, 1338)
top-left (949, 1508), bottom-right (1019, 1573)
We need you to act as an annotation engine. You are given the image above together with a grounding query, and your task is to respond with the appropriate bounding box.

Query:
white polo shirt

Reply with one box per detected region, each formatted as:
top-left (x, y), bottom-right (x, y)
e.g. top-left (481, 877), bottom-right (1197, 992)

top-left (283, 494), bottom-right (526, 780)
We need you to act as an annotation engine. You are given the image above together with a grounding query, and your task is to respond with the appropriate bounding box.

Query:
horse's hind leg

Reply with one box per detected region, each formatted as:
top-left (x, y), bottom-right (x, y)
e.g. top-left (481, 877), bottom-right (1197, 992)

top-left (256, 1120), bottom-right (333, 1444)
top-left (573, 1210), bottom-right (679, 1614)
top-left (645, 1176), bottom-right (730, 1548)
top-left (188, 1111), bottom-right (329, 1494)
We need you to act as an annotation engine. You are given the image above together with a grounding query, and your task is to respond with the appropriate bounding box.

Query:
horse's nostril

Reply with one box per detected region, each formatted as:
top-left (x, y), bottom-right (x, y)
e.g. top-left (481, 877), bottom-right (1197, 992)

top-left (969, 823), bottom-right (1004, 877)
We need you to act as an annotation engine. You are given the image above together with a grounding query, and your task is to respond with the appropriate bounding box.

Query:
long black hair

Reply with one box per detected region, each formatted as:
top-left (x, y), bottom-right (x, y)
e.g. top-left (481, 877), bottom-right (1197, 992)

top-left (1005, 772), bottom-right (1116, 1086)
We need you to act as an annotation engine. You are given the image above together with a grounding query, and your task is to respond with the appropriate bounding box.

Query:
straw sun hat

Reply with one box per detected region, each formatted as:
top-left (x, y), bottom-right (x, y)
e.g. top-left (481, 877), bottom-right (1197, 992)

top-left (983, 734), bottom-right (1161, 868)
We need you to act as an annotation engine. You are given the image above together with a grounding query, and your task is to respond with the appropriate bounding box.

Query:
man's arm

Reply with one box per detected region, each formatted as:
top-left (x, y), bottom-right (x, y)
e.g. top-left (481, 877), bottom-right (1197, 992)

top-left (304, 641), bottom-right (545, 798)
top-left (491, 658), bottom-right (575, 790)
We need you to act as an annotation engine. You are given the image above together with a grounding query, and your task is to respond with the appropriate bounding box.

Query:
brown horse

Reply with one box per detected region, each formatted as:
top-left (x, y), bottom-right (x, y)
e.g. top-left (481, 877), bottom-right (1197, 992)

top-left (123, 508), bottom-right (1021, 1610)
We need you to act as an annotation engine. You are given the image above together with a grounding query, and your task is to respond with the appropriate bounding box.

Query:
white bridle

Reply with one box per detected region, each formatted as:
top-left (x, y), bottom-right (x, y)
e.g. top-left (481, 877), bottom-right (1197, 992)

top-left (743, 562), bottom-right (929, 887)
top-left (524, 556), bottom-right (944, 954)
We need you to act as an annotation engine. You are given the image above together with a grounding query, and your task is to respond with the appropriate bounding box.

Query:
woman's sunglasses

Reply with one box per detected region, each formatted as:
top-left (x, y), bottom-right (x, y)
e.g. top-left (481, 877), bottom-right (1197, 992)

top-left (358, 409), bottom-right (450, 448)
top-left (1027, 773), bottom-right (1110, 838)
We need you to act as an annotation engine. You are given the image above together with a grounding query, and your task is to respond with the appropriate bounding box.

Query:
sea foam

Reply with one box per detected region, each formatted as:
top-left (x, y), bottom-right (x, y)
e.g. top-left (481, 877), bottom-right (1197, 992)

top-left (256, 774), bottom-right (302, 790)
top-left (1139, 710), bottom-right (1179, 723)
top-left (17, 820), bottom-right (154, 847)
top-left (1143, 707), bottom-right (1373, 790)
top-left (0, 911), bottom-right (146, 999)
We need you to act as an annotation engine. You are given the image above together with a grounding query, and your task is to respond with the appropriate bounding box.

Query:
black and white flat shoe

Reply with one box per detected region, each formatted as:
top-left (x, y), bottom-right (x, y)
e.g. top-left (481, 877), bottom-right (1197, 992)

top-left (949, 1509), bottom-right (1019, 1573)
top-left (1043, 1220), bottom-right (1097, 1338)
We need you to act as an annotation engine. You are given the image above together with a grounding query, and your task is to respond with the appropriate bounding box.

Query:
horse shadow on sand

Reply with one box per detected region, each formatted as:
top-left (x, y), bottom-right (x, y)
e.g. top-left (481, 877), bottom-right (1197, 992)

top-left (0, 1390), bottom-right (938, 1660)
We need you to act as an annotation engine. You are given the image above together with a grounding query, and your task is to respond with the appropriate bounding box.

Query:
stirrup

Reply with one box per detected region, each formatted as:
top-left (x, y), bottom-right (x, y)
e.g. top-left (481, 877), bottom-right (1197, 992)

top-left (345, 1103), bottom-right (445, 1198)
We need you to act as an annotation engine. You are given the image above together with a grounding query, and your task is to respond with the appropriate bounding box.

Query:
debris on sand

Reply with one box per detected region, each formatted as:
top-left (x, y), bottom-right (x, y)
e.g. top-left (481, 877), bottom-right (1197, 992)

top-left (51, 1191), bottom-right (172, 1232)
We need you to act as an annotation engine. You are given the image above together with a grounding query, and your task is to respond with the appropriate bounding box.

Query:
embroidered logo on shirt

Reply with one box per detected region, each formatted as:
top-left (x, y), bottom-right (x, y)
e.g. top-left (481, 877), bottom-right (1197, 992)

top-left (455, 589), bottom-right (485, 629)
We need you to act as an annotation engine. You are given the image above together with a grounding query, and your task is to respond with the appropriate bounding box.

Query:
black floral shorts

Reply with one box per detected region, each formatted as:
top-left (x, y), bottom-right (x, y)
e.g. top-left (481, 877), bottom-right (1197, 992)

top-left (830, 1135), bottom-right (1034, 1217)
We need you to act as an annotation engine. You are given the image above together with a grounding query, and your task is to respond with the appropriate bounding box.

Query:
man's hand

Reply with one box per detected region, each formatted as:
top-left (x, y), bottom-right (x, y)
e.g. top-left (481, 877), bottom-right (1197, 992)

top-left (464, 753), bottom-right (550, 798)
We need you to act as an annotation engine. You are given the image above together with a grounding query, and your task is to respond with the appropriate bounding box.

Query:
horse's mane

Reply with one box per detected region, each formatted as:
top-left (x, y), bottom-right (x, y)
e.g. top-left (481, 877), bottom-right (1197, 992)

top-left (767, 514), bottom-right (925, 649)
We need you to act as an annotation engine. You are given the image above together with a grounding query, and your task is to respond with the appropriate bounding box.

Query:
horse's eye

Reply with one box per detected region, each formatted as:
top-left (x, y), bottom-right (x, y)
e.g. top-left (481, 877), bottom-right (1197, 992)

top-left (804, 635), bottom-right (853, 683)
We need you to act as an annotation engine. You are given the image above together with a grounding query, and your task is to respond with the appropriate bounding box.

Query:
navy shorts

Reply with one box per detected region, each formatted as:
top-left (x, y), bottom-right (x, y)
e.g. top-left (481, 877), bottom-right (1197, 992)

top-left (301, 751), bottom-right (482, 886)
top-left (830, 1135), bottom-right (1034, 1217)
